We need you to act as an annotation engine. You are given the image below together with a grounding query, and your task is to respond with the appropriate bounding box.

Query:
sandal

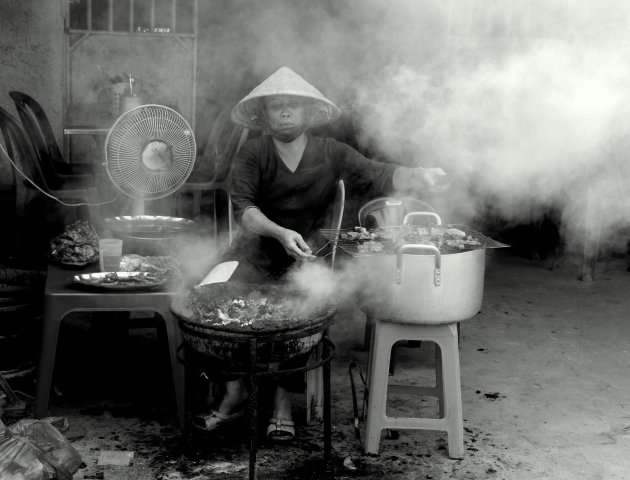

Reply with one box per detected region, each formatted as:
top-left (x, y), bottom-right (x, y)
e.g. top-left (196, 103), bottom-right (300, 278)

top-left (192, 409), bottom-right (244, 432)
top-left (267, 418), bottom-right (295, 442)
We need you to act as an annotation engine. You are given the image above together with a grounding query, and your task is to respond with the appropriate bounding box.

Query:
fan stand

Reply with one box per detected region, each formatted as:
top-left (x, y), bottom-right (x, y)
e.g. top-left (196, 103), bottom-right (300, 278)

top-left (131, 198), bottom-right (146, 216)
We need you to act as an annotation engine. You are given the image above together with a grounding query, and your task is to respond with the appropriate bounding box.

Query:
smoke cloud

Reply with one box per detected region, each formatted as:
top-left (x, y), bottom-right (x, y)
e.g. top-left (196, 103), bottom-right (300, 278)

top-left (197, 0), bottom-right (630, 259)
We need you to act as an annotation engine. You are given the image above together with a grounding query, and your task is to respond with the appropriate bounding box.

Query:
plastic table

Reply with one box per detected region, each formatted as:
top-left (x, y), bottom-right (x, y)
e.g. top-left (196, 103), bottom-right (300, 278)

top-left (34, 265), bottom-right (185, 429)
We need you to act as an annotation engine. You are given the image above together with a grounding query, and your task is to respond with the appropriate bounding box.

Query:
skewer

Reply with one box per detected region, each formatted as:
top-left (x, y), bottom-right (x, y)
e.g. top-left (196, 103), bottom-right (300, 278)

top-left (313, 240), bottom-right (333, 256)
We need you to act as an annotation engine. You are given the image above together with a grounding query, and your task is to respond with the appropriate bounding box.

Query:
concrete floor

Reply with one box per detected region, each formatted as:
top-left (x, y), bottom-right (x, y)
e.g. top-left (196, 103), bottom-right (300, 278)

top-left (4, 249), bottom-right (630, 479)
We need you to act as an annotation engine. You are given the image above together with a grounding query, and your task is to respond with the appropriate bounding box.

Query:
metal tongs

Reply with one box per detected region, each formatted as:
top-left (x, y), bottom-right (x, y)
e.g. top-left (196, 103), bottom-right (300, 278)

top-left (348, 361), bottom-right (399, 447)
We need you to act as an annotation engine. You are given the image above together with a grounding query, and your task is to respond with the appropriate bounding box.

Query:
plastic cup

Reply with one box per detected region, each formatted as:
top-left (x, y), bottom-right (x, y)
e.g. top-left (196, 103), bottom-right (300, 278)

top-left (99, 239), bottom-right (123, 272)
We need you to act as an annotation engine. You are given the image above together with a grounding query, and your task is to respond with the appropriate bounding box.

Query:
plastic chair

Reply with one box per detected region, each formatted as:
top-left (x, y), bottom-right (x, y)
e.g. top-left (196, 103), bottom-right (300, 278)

top-left (175, 108), bottom-right (249, 244)
top-left (9, 91), bottom-right (94, 179)
top-left (0, 106), bottom-right (96, 220)
top-left (305, 179), bottom-right (345, 424)
top-left (358, 197), bottom-right (437, 350)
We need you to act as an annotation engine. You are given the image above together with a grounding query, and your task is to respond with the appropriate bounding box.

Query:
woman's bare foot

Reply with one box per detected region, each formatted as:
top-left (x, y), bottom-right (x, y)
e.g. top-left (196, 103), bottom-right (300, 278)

top-left (216, 378), bottom-right (248, 415)
top-left (267, 387), bottom-right (295, 441)
top-left (271, 386), bottom-right (293, 421)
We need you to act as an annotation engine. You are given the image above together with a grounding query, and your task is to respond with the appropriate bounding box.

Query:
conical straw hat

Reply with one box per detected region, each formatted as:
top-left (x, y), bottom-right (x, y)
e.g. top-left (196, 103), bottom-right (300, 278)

top-left (231, 67), bottom-right (341, 130)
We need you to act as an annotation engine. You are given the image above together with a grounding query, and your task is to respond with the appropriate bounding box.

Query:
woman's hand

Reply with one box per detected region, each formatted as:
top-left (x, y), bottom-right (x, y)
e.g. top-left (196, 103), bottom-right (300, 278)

top-left (276, 228), bottom-right (315, 260)
top-left (417, 167), bottom-right (447, 188)
top-left (393, 166), bottom-right (449, 193)
top-left (241, 207), bottom-right (315, 260)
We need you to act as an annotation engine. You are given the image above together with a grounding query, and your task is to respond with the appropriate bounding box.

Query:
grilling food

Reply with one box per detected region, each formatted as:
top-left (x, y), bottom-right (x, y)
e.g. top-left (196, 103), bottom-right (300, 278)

top-left (403, 226), bottom-right (481, 250)
top-left (185, 282), bottom-right (329, 331)
top-left (340, 227), bottom-right (376, 240)
top-left (344, 225), bottom-right (481, 252)
top-left (49, 220), bottom-right (99, 265)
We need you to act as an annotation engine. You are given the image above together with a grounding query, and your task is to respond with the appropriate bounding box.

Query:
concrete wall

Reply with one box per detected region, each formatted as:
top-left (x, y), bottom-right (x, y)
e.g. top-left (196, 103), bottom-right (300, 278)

top-left (0, 0), bottom-right (450, 158)
top-left (0, 0), bottom-right (64, 137)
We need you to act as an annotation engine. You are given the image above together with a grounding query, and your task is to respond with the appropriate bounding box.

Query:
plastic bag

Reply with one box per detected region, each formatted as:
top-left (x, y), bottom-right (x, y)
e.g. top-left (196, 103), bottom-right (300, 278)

top-left (0, 417), bottom-right (82, 480)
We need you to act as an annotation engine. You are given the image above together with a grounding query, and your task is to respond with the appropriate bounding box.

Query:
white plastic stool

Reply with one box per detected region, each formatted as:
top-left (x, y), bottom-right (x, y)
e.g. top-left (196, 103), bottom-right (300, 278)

top-left (364, 319), bottom-right (464, 459)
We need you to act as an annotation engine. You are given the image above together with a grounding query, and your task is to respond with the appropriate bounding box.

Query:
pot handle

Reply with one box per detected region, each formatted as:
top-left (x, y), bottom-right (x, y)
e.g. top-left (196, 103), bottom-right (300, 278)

top-left (396, 244), bottom-right (441, 286)
top-left (402, 211), bottom-right (442, 225)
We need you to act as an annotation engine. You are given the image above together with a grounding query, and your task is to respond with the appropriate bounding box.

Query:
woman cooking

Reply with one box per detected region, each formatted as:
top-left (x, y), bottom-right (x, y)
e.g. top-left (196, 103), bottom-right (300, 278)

top-left (192, 66), bottom-right (446, 440)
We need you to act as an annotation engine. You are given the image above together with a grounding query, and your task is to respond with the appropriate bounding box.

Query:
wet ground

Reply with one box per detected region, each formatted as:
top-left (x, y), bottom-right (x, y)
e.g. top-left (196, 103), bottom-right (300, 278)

top-left (3, 249), bottom-right (630, 479)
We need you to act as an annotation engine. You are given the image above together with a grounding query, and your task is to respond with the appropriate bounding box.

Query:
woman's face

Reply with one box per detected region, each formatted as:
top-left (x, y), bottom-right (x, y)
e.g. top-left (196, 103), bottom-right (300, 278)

top-left (263, 95), bottom-right (308, 130)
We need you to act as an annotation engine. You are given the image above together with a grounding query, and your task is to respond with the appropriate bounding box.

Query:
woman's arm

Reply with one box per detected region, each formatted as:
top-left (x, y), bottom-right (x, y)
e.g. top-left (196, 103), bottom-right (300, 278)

top-left (329, 139), bottom-right (446, 194)
top-left (241, 207), bottom-right (314, 259)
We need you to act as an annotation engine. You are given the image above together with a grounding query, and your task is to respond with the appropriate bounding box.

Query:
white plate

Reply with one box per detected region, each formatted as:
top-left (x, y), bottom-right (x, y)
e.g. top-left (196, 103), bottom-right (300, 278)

top-left (72, 271), bottom-right (168, 291)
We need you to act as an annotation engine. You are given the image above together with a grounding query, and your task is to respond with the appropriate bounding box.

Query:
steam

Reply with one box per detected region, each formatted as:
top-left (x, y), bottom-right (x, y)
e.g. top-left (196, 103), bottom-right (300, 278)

top-left (170, 230), bottom-right (232, 286)
top-left (197, 0), bottom-right (630, 258)
top-left (354, 40), bottom-right (630, 254)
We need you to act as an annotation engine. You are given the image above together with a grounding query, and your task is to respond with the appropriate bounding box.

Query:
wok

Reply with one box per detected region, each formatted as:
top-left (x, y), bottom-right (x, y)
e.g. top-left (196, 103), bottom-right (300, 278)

top-left (102, 215), bottom-right (195, 255)
top-left (171, 281), bottom-right (336, 366)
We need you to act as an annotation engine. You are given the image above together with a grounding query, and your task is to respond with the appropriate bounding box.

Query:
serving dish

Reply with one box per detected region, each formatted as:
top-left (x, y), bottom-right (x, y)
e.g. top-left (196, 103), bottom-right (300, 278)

top-left (71, 271), bottom-right (168, 291)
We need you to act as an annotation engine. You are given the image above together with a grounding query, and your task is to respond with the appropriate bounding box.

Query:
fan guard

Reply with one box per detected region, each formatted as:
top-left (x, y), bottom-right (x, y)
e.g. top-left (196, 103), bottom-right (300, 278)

top-left (105, 104), bottom-right (196, 200)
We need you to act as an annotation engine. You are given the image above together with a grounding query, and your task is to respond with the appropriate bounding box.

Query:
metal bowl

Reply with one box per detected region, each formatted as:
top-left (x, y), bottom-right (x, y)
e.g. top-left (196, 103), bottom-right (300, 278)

top-left (101, 215), bottom-right (195, 255)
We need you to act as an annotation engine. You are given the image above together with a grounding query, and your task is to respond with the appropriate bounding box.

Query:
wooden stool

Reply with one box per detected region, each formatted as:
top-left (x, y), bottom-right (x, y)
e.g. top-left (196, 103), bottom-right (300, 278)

top-left (364, 319), bottom-right (464, 459)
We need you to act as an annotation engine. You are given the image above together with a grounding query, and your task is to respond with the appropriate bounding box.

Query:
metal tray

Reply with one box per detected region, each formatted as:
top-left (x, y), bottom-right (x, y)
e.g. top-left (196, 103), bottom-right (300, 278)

top-left (320, 224), bottom-right (509, 257)
top-left (71, 271), bottom-right (168, 291)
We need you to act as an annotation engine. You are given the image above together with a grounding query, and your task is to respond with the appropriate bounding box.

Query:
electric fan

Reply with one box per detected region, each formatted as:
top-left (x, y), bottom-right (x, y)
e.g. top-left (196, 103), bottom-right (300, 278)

top-left (102, 104), bottom-right (197, 253)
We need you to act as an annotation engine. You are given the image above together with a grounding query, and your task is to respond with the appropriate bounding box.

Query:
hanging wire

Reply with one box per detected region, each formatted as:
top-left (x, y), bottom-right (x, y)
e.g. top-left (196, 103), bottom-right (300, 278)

top-left (0, 142), bottom-right (120, 207)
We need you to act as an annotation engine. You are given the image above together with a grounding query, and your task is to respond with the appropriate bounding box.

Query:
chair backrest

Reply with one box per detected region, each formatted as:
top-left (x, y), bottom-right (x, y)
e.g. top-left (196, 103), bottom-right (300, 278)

top-left (196, 107), bottom-right (251, 182)
top-left (330, 180), bottom-right (345, 270)
top-left (201, 107), bottom-right (234, 157)
top-left (9, 91), bottom-right (65, 168)
top-left (358, 196), bottom-right (436, 229)
top-left (0, 105), bottom-right (55, 192)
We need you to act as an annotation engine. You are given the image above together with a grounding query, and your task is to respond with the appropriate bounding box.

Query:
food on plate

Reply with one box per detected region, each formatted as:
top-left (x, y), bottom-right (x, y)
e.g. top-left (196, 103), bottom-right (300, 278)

top-left (99, 272), bottom-right (162, 285)
top-left (73, 271), bottom-right (169, 289)
top-left (49, 220), bottom-right (99, 265)
top-left (119, 254), bottom-right (180, 275)
top-left (118, 253), bottom-right (182, 284)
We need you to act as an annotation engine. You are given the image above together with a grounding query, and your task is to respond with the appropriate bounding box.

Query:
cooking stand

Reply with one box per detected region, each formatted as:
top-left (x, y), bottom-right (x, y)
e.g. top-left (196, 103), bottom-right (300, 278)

top-left (182, 334), bottom-right (335, 480)
top-left (34, 265), bottom-right (186, 429)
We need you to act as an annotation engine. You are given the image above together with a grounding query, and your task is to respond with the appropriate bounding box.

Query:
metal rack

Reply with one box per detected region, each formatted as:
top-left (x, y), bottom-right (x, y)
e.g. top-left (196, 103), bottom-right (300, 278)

top-left (62, 0), bottom-right (198, 162)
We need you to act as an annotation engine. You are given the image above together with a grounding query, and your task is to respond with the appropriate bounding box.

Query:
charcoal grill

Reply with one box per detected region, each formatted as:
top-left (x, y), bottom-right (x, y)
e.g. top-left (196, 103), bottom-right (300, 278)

top-left (170, 281), bottom-right (336, 480)
top-left (170, 281), bottom-right (336, 367)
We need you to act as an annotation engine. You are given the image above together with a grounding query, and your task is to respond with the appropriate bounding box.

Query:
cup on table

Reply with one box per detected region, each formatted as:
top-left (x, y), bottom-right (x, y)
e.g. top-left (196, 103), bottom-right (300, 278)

top-left (99, 239), bottom-right (123, 272)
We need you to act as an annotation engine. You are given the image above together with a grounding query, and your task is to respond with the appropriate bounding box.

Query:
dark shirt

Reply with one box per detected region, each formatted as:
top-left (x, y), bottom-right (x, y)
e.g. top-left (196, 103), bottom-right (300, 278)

top-left (226, 133), bottom-right (397, 281)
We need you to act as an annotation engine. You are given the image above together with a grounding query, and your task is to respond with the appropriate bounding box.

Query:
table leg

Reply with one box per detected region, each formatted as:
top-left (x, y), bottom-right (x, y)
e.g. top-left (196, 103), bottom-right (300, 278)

top-left (159, 308), bottom-right (186, 430)
top-left (35, 299), bottom-right (65, 418)
top-left (323, 336), bottom-right (332, 464)
top-left (248, 338), bottom-right (258, 480)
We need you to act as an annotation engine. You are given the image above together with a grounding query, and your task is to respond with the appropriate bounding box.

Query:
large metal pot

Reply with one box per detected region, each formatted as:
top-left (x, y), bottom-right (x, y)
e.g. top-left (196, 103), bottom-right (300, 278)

top-left (355, 244), bottom-right (485, 324)
top-left (170, 282), bottom-right (336, 366)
